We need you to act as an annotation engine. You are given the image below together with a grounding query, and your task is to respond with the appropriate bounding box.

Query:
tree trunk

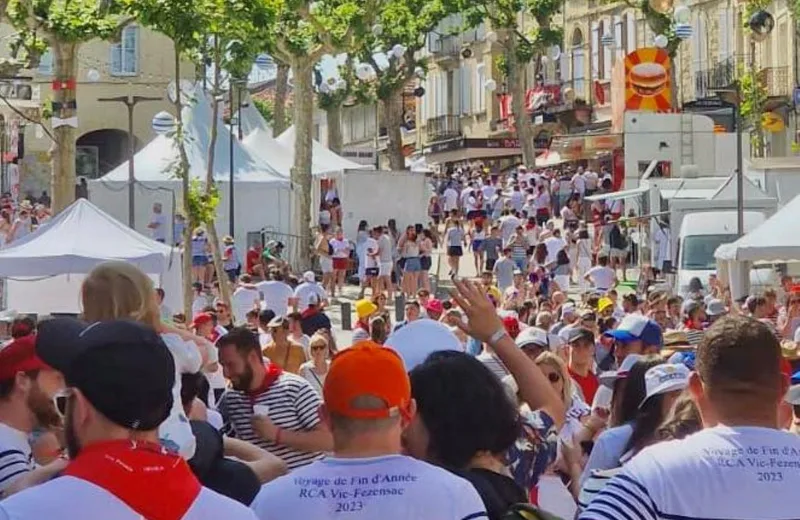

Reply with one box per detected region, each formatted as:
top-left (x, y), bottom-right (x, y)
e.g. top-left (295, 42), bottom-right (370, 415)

top-left (381, 91), bottom-right (405, 170)
top-left (173, 48), bottom-right (194, 319)
top-left (51, 41), bottom-right (78, 213)
top-left (273, 62), bottom-right (290, 137)
top-left (290, 59), bottom-right (314, 270)
top-left (205, 41), bottom-right (232, 309)
top-left (326, 104), bottom-right (343, 155)
top-left (507, 42), bottom-right (536, 166)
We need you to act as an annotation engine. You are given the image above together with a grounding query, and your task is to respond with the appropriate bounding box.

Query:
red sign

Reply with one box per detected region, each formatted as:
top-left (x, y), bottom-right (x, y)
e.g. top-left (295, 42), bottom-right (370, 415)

top-left (594, 81), bottom-right (605, 105)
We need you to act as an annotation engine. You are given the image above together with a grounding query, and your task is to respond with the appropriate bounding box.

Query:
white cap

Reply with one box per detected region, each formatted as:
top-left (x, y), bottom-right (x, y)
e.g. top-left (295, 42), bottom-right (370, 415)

top-left (303, 271), bottom-right (316, 283)
top-left (515, 327), bottom-right (549, 349)
top-left (640, 363), bottom-right (690, 408)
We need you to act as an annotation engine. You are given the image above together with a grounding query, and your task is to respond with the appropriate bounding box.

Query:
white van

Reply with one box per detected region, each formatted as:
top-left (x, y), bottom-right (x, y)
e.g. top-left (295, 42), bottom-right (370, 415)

top-left (675, 211), bottom-right (777, 296)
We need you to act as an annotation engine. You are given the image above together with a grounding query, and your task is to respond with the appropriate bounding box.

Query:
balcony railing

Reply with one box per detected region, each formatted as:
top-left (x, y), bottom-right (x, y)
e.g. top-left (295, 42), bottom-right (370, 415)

top-left (694, 55), bottom-right (738, 99)
top-left (760, 66), bottom-right (790, 97)
top-left (427, 115), bottom-right (462, 142)
top-left (428, 35), bottom-right (461, 58)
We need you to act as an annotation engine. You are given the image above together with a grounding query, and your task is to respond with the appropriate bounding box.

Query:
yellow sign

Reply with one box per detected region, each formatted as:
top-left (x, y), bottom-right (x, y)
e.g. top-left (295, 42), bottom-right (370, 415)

top-left (762, 111), bottom-right (785, 133)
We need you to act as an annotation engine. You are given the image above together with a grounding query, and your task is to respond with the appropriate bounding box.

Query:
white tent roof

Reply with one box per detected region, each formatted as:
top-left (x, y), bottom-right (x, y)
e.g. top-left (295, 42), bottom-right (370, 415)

top-left (0, 198), bottom-right (176, 276)
top-left (101, 92), bottom-right (286, 184)
top-left (715, 194), bottom-right (800, 262)
top-left (243, 127), bottom-right (338, 177)
top-left (235, 95), bottom-right (272, 137)
top-left (276, 125), bottom-right (367, 172)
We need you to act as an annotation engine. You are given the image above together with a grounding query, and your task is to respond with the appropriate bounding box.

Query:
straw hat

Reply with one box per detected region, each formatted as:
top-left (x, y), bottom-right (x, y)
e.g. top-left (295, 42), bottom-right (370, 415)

top-left (223, 235), bottom-right (234, 245)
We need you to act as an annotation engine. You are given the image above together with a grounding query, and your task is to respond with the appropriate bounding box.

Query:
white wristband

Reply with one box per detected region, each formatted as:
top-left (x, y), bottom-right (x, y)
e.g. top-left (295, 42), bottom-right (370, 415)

top-left (489, 328), bottom-right (508, 346)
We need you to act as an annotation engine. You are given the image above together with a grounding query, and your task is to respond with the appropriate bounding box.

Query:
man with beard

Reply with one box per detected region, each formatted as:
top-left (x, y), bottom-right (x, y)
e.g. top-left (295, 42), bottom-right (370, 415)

top-left (0, 319), bottom-right (257, 519)
top-left (216, 327), bottom-right (332, 470)
top-left (0, 334), bottom-right (63, 496)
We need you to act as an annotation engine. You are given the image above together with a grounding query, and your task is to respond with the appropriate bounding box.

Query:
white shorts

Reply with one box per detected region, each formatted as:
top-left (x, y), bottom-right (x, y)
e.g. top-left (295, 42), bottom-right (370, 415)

top-left (379, 262), bottom-right (393, 277)
top-left (319, 256), bottom-right (333, 273)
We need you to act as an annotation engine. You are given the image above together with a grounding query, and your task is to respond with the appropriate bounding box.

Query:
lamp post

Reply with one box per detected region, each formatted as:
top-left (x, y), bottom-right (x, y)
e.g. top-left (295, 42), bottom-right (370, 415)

top-left (228, 79), bottom-right (246, 238)
top-left (98, 92), bottom-right (162, 228)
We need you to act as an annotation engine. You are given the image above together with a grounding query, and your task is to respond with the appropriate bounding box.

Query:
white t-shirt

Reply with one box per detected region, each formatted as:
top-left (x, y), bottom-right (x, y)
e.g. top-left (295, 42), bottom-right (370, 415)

top-left (0, 476), bottom-right (256, 520)
top-left (159, 333), bottom-right (203, 460)
top-left (534, 191), bottom-right (550, 210)
top-left (580, 426), bottom-right (800, 520)
top-left (0, 423), bottom-right (34, 495)
top-left (443, 188), bottom-right (459, 211)
top-left (363, 237), bottom-right (379, 269)
top-left (584, 170), bottom-right (599, 190)
top-left (256, 281), bottom-right (295, 317)
top-left (585, 266), bottom-right (616, 291)
top-left (150, 213), bottom-right (167, 241)
top-left (377, 234), bottom-right (394, 264)
top-left (294, 281), bottom-right (328, 310)
top-left (330, 238), bottom-right (350, 259)
top-left (481, 185), bottom-right (496, 201)
top-left (572, 174), bottom-right (586, 195)
top-left (499, 215), bottom-right (521, 242)
top-left (509, 191), bottom-right (524, 212)
top-left (230, 286), bottom-right (260, 324)
top-left (544, 236), bottom-right (567, 264)
top-left (250, 454), bottom-right (487, 520)
top-left (192, 295), bottom-right (207, 318)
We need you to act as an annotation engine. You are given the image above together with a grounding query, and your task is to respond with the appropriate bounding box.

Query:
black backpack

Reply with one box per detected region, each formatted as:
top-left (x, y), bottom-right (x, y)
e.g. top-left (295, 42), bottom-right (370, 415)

top-left (503, 504), bottom-right (564, 520)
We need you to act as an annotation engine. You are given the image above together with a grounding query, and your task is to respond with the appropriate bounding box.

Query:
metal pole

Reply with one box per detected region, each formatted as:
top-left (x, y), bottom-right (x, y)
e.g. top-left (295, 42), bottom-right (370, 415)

top-left (229, 86), bottom-right (235, 237)
top-left (734, 102), bottom-right (744, 237)
top-left (127, 100), bottom-right (136, 228)
top-left (237, 86), bottom-right (243, 141)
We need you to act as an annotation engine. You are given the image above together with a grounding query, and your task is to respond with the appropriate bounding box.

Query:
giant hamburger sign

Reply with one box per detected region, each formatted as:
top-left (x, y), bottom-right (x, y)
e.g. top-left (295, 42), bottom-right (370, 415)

top-left (624, 47), bottom-right (672, 112)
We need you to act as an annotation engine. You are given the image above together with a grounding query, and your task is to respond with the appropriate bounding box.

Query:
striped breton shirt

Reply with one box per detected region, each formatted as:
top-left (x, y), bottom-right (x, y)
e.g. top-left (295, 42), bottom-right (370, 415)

top-left (579, 426), bottom-right (800, 520)
top-left (0, 423), bottom-right (35, 496)
top-left (218, 372), bottom-right (324, 470)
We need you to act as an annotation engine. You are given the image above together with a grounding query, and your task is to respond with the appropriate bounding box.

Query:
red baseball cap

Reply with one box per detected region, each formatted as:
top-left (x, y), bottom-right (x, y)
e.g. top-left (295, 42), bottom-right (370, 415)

top-left (323, 341), bottom-right (411, 420)
top-left (424, 299), bottom-right (444, 315)
top-left (0, 335), bottom-right (50, 381)
top-left (192, 312), bottom-right (213, 328)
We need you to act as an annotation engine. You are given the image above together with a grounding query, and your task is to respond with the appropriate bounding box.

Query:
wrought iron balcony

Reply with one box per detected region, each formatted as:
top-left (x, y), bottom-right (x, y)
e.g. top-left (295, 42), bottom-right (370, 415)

top-left (760, 66), bottom-right (790, 97)
top-left (426, 115), bottom-right (462, 142)
top-left (694, 55), bottom-right (738, 99)
top-left (428, 35), bottom-right (462, 59)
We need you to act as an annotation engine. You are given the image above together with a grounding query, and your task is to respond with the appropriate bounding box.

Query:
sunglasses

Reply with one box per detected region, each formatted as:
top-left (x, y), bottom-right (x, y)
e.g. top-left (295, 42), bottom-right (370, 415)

top-left (546, 372), bottom-right (561, 384)
top-left (311, 345), bottom-right (327, 352)
top-left (53, 388), bottom-right (74, 418)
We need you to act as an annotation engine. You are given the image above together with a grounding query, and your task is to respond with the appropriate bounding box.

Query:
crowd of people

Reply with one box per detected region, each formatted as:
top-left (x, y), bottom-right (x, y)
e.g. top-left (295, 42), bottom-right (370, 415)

top-left (0, 192), bottom-right (51, 247)
top-left (0, 163), bottom-right (799, 520)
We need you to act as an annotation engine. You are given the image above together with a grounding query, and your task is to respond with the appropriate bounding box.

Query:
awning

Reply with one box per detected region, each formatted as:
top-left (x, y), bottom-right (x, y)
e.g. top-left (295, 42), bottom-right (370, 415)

top-left (535, 150), bottom-right (568, 167)
top-left (586, 186), bottom-right (648, 202)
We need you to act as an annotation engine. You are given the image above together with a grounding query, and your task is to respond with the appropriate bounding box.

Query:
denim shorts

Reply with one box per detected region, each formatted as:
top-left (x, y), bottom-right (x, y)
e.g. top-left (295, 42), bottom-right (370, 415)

top-left (192, 255), bottom-right (208, 267)
top-left (403, 257), bottom-right (422, 272)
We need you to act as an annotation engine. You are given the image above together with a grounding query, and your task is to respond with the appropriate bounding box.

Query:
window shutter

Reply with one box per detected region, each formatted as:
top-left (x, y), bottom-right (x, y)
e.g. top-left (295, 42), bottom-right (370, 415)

top-left (626, 13), bottom-right (636, 54)
top-left (698, 16), bottom-right (707, 70)
top-left (718, 8), bottom-right (729, 59)
top-left (691, 15), bottom-right (701, 78)
top-left (560, 50), bottom-right (568, 82)
top-left (614, 15), bottom-right (623, 61)
top-left (591, 21), bottom-right (599, 80)
top-left (475, 65), bottom-right (486, 113)
top-left (603, 20), bottom-right (612, 79)
top-left (126, 26), bottom-right (139, 74)
top-left (110, 42), bottom-right (122, 75)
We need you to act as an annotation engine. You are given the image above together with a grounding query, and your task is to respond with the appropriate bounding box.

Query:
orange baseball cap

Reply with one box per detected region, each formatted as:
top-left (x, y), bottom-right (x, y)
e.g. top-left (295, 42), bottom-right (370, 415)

top-left (323, 341), bottom-right (411, 419)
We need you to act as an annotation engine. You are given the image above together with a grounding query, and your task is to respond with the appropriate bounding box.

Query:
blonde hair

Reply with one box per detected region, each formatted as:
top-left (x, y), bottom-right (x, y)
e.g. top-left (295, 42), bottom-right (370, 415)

top-left (535, 351), bottom-right (573, 405)
top-left (309, 332), bottom-right (329, 355)
top-left (81, 261), bottom-right (160, 328)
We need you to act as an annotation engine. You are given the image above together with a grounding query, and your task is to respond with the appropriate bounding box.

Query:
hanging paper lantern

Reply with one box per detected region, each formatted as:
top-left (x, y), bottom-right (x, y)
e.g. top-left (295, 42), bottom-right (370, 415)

top-left (319, 82), bottom-right (331, 94)
top-left (413, 86), bottom-right (425, 97)
top-left (674, 23), bottom-right (692, 40)
top-left (326, 76), bottom-right (337, 85)
top-left (152, 111), bottom-right (175, 135)
top-left (476, 62), bottom-right (486, 73)
top-left (391, 44), bottom-right (406, 59)
top-left (336, 79), bottom-right (347, 91)
top-left (540, 55), bottom-right (549, 65)
top-left (372, 23), bottom-right (383, 36)
top-left (484, 79), bottom-right (497, 91)
top-left (654, 34), bottom-right (669, 48)
top-left (356, 63), bottom-right (375, 81)
top-left (748, 10), bottom-right (775, 42)
top-left (550, 45), bottom-right (561, 61)
top-left (376, 58), bottom-right (390, 71)
top-left (600, 33), bottom-right (615, 47)
top-left (255, 54), bottom-right (272, 70)
top-left (414, 66), bottom-right (425, 78)
top-left (673, 5), bottom-right (691, 24)
top-left (485, 31), bottom-right (498, 43)
top-left (648, 0), bottom-right (674, 14)
top-left (86, 69), bottom-right (101, 82)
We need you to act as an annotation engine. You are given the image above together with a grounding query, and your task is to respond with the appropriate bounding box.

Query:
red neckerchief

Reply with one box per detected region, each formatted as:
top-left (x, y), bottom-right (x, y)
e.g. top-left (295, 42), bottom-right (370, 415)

top-left (301, 306), bottom-right (318, 319)
top-left (64, 440), bottom-right (200, 520)
top-left (684, 319), bottom-right (703, 331)
top-left (356, 319), bottom-right (369, 331)
top-left (246, 363), bottom-right (283, 403)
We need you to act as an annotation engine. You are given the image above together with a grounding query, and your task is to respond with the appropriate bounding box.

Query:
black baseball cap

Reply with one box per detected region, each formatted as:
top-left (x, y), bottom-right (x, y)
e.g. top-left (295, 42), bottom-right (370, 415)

top-left (565, 327), bottom-right (595, 345)
top-left (36, 318), bottom-right (175, 432)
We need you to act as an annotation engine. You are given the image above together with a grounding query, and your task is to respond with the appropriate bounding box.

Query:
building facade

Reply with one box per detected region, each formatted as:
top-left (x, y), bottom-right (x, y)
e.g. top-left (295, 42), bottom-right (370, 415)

top-left (0, 23), bottom-right (194, 196)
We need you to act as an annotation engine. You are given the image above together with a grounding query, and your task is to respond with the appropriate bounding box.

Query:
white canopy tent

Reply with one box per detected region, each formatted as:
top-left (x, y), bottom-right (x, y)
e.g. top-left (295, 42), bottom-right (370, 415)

top-left (0, 199), bottom-right (182, 315)
top-left (90, 90), bottom-right (292, 249)
top-left (234, 95), bottom-right (272, 137)
top-left (275, 125), bottom-right (367, 173)
top-left (715, 194), bottom-right (800, 263)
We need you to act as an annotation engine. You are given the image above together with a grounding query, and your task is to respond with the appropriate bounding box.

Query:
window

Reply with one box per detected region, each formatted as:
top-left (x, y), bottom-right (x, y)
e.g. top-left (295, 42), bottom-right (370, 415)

top-left (110, 25), bottom-right (139, 76)
top-left (474, 64), bottom-right (486, 113)
top-left (572, 28), bottom-right (586, 98)
top-left (38, 50), bottom-right (53, 75)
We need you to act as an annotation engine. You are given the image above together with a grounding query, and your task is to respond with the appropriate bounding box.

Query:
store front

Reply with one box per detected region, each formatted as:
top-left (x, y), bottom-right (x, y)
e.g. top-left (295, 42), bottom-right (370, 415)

top-left (422, 137), bottom-right (523, 172)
